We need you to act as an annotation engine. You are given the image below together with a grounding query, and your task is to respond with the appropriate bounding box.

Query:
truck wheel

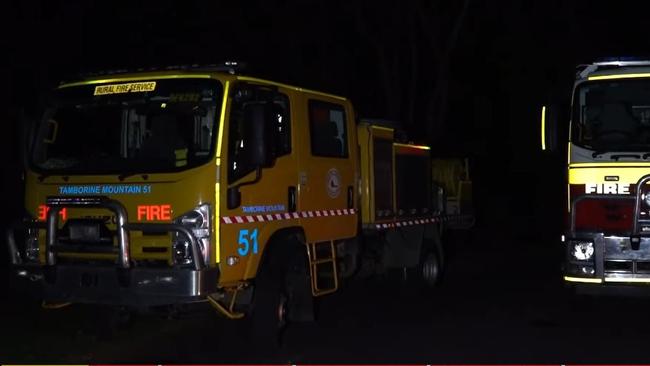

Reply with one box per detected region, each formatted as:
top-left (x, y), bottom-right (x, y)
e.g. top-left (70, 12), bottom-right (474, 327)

top-left (249, 243), bottom-right (313, 349)
top-left (420, 251), bottom-right (441, 287)
top-left (249, 259), bottom-right (286, 349)
top-left (285, 250), bottom-right (315, 323)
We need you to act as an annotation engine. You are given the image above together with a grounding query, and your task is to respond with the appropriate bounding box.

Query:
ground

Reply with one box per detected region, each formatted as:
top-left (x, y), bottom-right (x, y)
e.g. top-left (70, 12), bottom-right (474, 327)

top-left (3, 222), bottom-right (650, 364)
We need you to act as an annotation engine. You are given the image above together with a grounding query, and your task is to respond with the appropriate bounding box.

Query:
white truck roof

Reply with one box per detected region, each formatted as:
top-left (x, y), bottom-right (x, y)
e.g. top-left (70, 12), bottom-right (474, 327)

top-left (577, 58), bottom-right (650, 80)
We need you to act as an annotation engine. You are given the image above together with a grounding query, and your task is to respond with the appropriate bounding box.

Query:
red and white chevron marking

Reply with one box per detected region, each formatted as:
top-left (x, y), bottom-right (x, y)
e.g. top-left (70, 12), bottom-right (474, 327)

top-left (373, 214), bottom-right (472, 230)
top-left (221, 208), bottom-right (357, 224)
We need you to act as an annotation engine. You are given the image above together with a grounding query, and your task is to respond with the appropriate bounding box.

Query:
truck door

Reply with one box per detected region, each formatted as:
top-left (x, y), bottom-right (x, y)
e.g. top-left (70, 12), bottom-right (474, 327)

top-left (297, 97), bottom-right (358, 242)
top-left (220, 83), bottom-right (297, 282)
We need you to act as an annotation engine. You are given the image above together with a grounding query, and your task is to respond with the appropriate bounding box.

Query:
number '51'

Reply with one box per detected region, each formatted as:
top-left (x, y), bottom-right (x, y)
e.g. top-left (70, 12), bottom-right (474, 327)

top-left (237, 228), bottom-right (259, 256)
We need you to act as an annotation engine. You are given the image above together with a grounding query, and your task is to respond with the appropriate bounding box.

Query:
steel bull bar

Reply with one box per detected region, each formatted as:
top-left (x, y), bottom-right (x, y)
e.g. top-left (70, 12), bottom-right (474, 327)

top-left (631, 174), bottom-right (650, 244)
top-left (5, 196), bottom-right (219, 306)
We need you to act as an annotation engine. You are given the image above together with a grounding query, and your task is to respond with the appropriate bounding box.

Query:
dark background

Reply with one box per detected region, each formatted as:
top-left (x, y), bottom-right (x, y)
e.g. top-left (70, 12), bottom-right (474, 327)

top-left (3, 0), bottom-right (650, 362)
top-left (5, 0), bottom-right (646, 239)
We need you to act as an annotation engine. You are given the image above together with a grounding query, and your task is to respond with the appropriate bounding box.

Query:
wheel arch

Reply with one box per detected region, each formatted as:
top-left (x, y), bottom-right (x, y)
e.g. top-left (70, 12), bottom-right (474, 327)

top-left (254, 226), bottom-right (307, 278)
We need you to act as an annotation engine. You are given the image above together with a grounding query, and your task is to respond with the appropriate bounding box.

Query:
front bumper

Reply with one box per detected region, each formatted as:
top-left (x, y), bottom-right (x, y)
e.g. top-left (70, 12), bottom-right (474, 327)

top-left (11, 264), bottom-right (219, 306)
top-left (564, 233), bottom-right (650, 295)
top-left (6, 196), bottom-right (219, 307)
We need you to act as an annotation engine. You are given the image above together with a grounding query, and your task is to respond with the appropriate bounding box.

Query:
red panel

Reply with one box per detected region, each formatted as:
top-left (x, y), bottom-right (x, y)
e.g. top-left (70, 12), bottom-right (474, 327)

top-left (574, 198), bottom-right (634, 232)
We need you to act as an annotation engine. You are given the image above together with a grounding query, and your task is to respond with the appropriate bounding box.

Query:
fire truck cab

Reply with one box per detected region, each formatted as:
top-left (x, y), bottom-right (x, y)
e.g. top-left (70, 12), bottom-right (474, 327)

top-left (544, 58), bottom-right (650, 294)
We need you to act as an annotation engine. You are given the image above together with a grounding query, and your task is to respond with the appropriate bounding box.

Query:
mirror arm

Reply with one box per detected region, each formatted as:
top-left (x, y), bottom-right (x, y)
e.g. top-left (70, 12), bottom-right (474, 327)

top-left (226, 167), bottom-right (263, 209)
top-left (232, 167), bottom-right (262, 191)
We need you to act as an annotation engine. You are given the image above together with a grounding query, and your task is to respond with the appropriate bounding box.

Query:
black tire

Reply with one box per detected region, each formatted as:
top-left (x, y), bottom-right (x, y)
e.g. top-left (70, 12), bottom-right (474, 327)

top-left (416, 238), bottom-right (444, 289)
top-left (248, 241), bottom-right (313, 350)
top-left (248, 261), bottom-right (286, 350)
top-left (284, 250), bottom-right (315, 323)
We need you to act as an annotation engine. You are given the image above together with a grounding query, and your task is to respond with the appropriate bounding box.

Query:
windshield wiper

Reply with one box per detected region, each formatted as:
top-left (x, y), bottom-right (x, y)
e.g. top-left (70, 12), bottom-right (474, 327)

top-left (37, 173), bottom-right (52, 182)
top-left (591, 146), bottom-right (648, 159)
top-left (591, 150), bottom-right (643, 160)
top-left (37, 173), bottom-right (70, 182)
top-left (610, 154), bottom-right (642, 161)
top-left (117, 172), bottom-right (149, 181)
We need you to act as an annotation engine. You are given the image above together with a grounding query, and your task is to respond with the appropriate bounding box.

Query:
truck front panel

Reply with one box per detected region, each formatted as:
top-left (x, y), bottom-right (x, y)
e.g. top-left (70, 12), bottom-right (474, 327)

top-left (564, 69), bottom-right (650, 289)
top-left (9, 74), bottom-right (226, 306)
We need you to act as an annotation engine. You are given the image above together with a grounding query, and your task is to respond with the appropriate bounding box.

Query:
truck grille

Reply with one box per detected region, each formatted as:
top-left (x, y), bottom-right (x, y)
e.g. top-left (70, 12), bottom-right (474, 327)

top-left (604, 260), bottom-right (633, 273)
top-left (604, 260), bottom-right (650, 273)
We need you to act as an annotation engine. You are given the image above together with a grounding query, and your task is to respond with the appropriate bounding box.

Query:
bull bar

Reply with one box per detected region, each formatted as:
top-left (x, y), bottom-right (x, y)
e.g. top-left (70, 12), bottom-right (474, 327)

top-left (5, 196), bottom-right (219, 306)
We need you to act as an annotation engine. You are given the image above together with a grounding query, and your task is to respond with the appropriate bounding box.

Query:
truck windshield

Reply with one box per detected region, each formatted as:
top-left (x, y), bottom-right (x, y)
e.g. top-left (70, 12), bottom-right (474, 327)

top-left (31, 78), bottom-right (223, 175)
top-left (572, 79), bottom-right (650, 152)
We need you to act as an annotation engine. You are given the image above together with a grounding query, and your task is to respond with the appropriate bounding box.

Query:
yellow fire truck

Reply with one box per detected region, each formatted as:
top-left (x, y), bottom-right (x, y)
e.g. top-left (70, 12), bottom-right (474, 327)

top-left (543, 58), bottom-right (650, 294)
top-left (7, 63), bottom-right (471, 336)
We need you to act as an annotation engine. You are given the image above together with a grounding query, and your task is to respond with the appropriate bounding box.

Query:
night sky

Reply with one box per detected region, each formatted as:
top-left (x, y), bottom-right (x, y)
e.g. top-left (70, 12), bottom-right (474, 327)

top-left (4, 1), bottom-right (650, 258)
top-left (6, 1), bottom-right (649, 237)
top-left (3, 2), bottom-right (650, 360)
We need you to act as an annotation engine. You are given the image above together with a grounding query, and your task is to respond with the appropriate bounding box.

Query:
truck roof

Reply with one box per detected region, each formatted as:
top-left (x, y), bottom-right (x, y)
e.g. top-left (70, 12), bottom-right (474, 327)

top-left (576, 58), bottom-right (650, 81)
top-left (58, 64), bottom-right (347, 101)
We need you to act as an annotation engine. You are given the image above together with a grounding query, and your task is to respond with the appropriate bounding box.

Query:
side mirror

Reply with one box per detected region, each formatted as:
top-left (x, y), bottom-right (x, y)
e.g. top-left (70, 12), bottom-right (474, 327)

top-left (19, 109), bottom-right (34, 169)
top-left (243, 102), bottom-right (276, 167)
top-left (43, 118), bottom-right (58, 144)
top-left (227, 186), bottom-right (241, 209)
top-left (541, 105), bottom-right (559, 153)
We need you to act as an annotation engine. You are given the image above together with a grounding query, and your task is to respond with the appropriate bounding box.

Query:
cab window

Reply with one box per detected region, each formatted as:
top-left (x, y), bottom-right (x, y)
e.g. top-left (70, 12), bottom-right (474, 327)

top-left (309, 100), bottom-right (348, 158)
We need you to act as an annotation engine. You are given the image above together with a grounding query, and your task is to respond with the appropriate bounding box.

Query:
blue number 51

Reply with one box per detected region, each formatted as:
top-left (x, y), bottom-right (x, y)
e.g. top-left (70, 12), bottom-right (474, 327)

top-left (238, 228), bottom-right (259, 256)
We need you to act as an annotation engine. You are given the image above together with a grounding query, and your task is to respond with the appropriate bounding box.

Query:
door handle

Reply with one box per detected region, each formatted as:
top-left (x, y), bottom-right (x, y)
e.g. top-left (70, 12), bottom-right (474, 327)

top-left (347, 186), bottom-right (353, 209)
top-left (288, 186), bottom-right (297, 212)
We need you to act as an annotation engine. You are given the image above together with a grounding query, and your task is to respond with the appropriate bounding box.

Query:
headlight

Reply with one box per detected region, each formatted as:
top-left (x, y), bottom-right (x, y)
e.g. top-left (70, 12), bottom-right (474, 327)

top-left (25, 227), bottom-right (40, 262)
top-left (570, 240), bottom-right (594, 261)
top-left (173, 203), bottom-right (211, 266)
top-left (644, 193), bottom-right (650, 207)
